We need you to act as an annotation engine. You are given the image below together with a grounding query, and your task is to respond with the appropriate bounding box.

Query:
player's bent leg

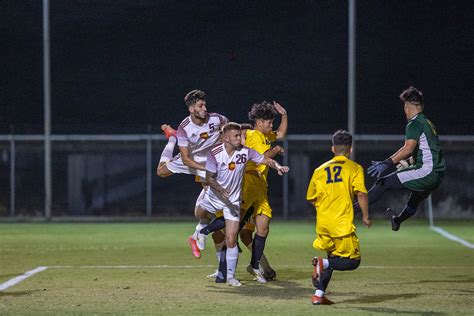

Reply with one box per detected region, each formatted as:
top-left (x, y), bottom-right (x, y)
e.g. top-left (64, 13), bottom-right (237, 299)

top-left (391, 190), bottom-right (431, 231)
top-left (156, 162), bottom-right (174, 178)
top-left (328, 256), bottom-right (361, 271)
top-left (353, 173), bottom-right (405, 214)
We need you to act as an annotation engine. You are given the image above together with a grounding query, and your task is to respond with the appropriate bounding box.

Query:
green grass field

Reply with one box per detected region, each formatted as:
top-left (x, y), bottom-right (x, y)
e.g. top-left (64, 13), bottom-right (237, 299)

top-left (1, 220), bottom-right (473, 315)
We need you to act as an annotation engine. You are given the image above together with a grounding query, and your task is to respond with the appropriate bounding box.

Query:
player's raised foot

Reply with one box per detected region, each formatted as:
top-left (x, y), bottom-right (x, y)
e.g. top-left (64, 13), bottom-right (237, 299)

top-left (263, 268), bottom-right (277, 281)
top-left (246, 264), bottom-right (267, 283)
top-left (311, 256), bottom-right (324, 284)
top-left (161, 124), bottom-right (176, 140)
top-left (227, 278), bottom-right (242, 287)
top-left (311, 295), bottom-right (334, 305)
top-left (187, 235), bottom-right (201, 258)
top-left (196, 233), bottom-right (208, 251)
top-left (386, 208), bottom-right (400, 231)
top-left (207, 270), bottom-right (218, 278)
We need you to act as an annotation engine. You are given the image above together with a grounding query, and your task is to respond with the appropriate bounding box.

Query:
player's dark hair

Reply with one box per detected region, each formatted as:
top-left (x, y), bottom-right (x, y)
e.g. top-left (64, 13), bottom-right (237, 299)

top-left (240, 123), bottom-right (253, 130)
top-left (221, 122), bottom-right (241, 134)
top-left (399, 86), bottom-right (424, 106)
top-left (184, 89), bottom-right (206, 107)
top-left (248, 101), bottom-right (277, 122)
top-left (332, 129), bottom-right (352, 146)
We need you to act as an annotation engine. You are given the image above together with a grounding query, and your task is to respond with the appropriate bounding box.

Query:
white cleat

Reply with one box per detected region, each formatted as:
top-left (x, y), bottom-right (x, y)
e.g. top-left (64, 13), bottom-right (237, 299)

top-left (206, 270), bottom-right (218, 278)
top-left (246, 264), bottom-right (267, 283)
top-left (227, 278), bottom-right (242, 287)
top-left (196, 233), bottom-right (208, 251)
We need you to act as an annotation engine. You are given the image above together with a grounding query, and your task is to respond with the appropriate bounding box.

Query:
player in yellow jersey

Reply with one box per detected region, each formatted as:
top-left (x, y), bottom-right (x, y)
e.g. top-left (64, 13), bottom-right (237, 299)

top-left (306, 130), bottom-right (372, 305)
top-left (242, 100), bottom-right (287, 283)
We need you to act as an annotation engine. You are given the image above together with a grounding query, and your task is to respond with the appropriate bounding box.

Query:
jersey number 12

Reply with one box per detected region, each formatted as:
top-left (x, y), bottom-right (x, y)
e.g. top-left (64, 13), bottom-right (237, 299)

top-left (325, 166), bottom-right (342, 184)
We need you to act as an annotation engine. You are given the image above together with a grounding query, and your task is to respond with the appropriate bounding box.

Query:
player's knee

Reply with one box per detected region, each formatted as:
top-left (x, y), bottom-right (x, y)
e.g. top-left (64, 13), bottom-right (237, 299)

top-left (226, 238), bottom-right (237, 248)
top-left (156, 165), bottom-right (167, 177)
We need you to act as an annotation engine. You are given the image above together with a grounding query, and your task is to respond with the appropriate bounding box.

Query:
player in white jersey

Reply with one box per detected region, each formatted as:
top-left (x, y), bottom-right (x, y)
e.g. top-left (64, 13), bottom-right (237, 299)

top-left (155, 89), bottom-right (228, 258)
top-left (156, 89), bottom-right (228, 180)
top-left (194, 122), bottom-right (289, 286)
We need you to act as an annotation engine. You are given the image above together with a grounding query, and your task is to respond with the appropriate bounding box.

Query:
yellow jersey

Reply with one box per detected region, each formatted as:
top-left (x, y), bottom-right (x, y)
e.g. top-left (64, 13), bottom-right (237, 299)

top-left (244, 129), bottom-right (276, 183)
top-left (306, 155), bottom-right (367, 237)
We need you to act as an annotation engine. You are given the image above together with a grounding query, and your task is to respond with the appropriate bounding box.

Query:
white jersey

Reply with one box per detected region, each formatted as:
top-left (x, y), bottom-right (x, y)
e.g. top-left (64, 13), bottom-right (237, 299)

top-left (205, 144), bottom-right (264, 205)
top-left (176, 113), bottom-right (228, 162)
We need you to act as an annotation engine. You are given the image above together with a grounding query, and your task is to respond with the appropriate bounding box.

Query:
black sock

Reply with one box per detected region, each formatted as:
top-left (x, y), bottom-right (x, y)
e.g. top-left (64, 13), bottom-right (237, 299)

top-left (217, 246), bottom-right (227, 280)
top-left (200, 217), bottom-right (225, 235)
top-left (328, 257), bottom-right (360, 271)
top-left (250, 234), bottom-right (267, 270)
top-left (316, 268), bottom-right (334, 291)
top-left (395, 205), bottom-right (417, 224)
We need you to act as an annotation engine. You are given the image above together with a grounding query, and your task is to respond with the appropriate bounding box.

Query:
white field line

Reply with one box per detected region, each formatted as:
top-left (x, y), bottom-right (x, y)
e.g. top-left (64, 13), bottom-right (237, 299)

top-left (0, 266), bottom-right (48, 291)
top-left (46, 265), bottom-right (473, 269)
top-left (431, 226), bottom-right (474, 249)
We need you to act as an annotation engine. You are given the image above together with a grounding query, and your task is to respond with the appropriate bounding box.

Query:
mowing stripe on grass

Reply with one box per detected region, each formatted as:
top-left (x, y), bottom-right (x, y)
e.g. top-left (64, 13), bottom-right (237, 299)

top-left (431, 226), bottom-right (474, 249)
top-left (0, 266), bottom-right (48, 291)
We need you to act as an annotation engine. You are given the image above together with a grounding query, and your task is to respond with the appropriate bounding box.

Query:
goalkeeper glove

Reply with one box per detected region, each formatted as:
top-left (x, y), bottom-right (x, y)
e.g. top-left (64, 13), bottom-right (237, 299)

top-left (367, 158), bottom-right (393, 178)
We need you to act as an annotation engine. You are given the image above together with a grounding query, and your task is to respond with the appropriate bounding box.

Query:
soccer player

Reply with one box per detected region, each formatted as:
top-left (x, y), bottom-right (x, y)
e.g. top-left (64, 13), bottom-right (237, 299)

top-left (200, 123), bottom-right (278, 281)
top-left (306, 130), bottom-right (371, 305)
top-left (196, 122), bottom-right (289, 286)
top-left (155, 89), bottom-right (228, 257)
top-left (355, 86), bottom-right (445, 231)
top-left (242, 101), bottom-right (287, 283)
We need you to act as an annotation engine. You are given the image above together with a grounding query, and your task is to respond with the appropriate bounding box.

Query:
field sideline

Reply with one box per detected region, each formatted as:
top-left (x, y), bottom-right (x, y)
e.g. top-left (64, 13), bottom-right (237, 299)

top-left (1, 220), bottom-right (473, 315)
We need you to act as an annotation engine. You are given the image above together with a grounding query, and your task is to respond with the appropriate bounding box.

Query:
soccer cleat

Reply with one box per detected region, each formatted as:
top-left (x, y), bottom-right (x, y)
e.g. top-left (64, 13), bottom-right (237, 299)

top-left (161, 124), bottom-right (176, 140)
top-left (227, 278), bottom-right (242, 287)
top-left (196, 233), bottom-right (208, 251)
top-left (311, 295), bottom-right (334, 305)
top-left (263, 268), bottom-right (277, 281)
top-left (206, 270), bottom-right (218, 278)
top-left (187, 235), bottom-right (201, 258)
top-left (386, 208), bottom-right (400, 231)
top-left (215, 276), bottom-right (226, 283)
top-left (312, 256), bottom-right (324, 284)
top-left (246, 264), bottom-right (267, 283)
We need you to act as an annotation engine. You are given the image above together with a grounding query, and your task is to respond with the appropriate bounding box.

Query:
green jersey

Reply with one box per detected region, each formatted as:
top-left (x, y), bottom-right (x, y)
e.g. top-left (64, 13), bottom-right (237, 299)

top-left (397, 113), bottom-right (445, 191)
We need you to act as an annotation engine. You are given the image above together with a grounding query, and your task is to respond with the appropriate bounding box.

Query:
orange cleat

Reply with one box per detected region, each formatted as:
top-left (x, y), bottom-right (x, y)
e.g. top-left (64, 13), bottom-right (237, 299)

top-left (161, 124), bottom-right (176, 140)
top-left (187, 235), bottom-right (201, 259)
top-left (311, 295), bottom-right (334, 305)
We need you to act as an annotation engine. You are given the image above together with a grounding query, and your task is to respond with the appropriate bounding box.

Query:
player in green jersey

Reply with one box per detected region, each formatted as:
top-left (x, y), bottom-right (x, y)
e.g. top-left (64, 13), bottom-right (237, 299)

top-left (355, 86), bottom-right (445, 231)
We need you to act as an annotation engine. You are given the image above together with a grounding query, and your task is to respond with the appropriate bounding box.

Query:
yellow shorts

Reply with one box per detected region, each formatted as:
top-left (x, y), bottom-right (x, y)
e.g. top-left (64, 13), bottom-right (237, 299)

top-left (313, 232), bottom-right (361, 259)
top-left (241, 173), bottom-right (273, 219)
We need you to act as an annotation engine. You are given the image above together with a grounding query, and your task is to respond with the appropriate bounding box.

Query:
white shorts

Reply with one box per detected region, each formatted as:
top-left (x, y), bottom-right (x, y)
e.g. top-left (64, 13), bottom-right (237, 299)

top-left (199, 191), bottom-right (240, 222)
top-left (166, 154), bottom-right (206, 180)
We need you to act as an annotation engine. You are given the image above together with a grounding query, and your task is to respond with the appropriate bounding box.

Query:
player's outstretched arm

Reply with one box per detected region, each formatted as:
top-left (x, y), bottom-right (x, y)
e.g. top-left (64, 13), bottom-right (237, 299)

top-left (261, 157), bottom-right (289, 176)
top-left (367, 139), bottom-right (417, 178)
top-left (205, 171), bottom-right (230, 199)
top-left (356, 191), bottom-right (371, 228)
top-left (273, 101), bottom-right (288, 140)
top-left (389, 139), bottom-right (417, 165)
top-left (264, 145), bottom-right (285, 159)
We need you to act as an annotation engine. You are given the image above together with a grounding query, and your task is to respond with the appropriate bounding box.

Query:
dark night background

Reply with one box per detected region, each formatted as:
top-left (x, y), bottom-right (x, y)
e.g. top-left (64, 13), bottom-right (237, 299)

top-left (1, 0), bottom-right (473, 135)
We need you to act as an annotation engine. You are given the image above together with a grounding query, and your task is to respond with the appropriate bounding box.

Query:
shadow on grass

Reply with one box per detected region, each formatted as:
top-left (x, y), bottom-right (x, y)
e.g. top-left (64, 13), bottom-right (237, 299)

top-left (338, 292), bottom-right (421, 304)
top-left (206, 279), bottom-right (311, 299)
top-left (340, 306), bottom-right (445, 315)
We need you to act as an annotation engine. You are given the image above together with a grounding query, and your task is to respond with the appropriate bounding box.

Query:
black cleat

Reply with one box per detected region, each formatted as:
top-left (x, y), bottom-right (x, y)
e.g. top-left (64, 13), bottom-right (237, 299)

top-left (386, 208), bottom-right (400, 231)
top-left (215, 277), bottom-right (226, 283)
top-left (263, 268), bottom-right (277, 281)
